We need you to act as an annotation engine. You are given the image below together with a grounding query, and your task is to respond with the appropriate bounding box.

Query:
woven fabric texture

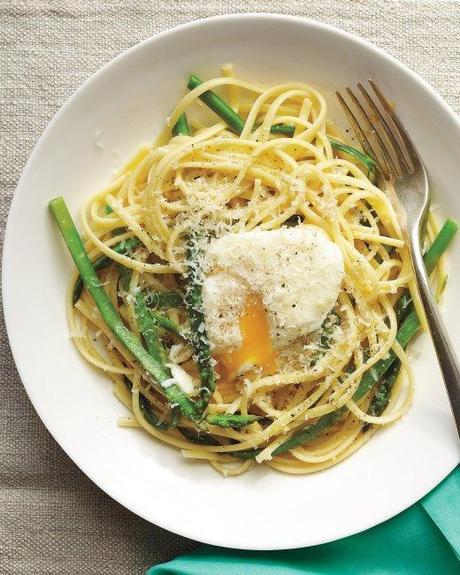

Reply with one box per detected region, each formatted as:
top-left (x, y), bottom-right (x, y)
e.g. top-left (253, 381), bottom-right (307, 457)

top-left (1, 1), bottom-right (459, 574)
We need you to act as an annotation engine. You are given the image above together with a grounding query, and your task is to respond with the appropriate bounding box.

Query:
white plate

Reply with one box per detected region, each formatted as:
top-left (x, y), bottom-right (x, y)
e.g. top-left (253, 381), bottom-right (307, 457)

top-left (3, 14), bottom-right (460, 550)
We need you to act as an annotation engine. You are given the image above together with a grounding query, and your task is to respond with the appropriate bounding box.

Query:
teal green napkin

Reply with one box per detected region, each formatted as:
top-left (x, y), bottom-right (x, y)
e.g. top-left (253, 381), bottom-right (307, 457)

top-left (147, 465), bottom-right (459, 574)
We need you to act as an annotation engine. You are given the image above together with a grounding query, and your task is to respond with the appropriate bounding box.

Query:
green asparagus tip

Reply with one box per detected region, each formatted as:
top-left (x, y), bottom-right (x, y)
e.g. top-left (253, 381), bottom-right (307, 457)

top-left (424, 217), bottom-right (459, 275)
top-left (172, 112), bottom-right (191, 137)
top-left (444, 217), bottom-right (458, 233)
top-left (187, 74), bottom-right (202, 91)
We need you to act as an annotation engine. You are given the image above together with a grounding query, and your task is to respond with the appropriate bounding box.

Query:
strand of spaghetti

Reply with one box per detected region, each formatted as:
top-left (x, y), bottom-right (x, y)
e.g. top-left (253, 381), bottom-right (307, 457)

top-left (146, 124), bottom-right (228, 243)
top-left (169, 76), bottom-right (266, 131)
top-left (81, 194), bottom-right (175, 274)
top-left (210, 459), bottom-right (254, 477)
top-left (181, 450), bottom-right (236, 462)
top-left (290, 422), bottom-right (363, 463)
top-left (238, 101), bottom-right (301, 116)
top-left (295, 98), bottom-right (312, 136)
top-left (349, 228), bottom-right (405, 248)
top-left (131, 389), bottom-right (197, 449)
top-left (105, 193), bottom-right (159, 254)
top-left (73, 298), bottom-right (135, 375)
top-left (347, 338), bottom-right (415, 425)
top-left (268, 94), bottom-right (325, 142)
top-left (234, 135), bottom-right (325, 186)
top-left (186, 75), bottom-right (301, 137)
top-left (269, 427), bottom-right (367, 473)
top-left (114, 144), bottom-right (152, 178)
top-left (70, 319), bottom-right (130, 375)
top-left (257, 89), bottom-right (320, 142)
top-left (90, 198), bottom-right (125, 230)
top-left (240, 83), bottom-right (325, 139)
top-left (221, 63), bottom-right (240, 112)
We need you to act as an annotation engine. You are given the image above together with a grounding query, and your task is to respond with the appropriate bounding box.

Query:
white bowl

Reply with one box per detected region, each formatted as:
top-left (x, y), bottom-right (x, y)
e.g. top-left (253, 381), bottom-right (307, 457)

top-left (3, 14), bottom-right (460, 550)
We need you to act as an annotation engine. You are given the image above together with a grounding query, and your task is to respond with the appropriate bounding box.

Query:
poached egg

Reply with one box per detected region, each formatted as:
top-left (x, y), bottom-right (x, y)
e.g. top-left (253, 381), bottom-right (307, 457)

top-left (202, 225), bottom-right (344, 379)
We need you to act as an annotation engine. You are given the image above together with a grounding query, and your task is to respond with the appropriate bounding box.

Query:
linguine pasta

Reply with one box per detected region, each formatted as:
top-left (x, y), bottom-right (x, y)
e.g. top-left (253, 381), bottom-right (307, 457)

top-left (66, 67), bottom-right (446, 476)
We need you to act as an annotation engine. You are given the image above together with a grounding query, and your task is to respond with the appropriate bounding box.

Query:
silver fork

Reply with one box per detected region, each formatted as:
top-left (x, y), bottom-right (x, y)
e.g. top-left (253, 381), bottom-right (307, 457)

top-left (336, 81), bottom-right (460, 437)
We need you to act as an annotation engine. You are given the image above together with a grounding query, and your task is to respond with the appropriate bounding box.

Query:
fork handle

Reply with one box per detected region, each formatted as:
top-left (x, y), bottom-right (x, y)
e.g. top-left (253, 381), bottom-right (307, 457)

top-left (410, 227), bottom-right (460, 437)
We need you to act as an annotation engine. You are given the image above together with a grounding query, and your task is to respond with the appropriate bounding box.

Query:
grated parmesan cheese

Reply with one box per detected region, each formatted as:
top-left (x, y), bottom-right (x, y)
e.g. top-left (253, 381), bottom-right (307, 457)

top-left (165, 363), bottom-right (196, 394)
top-left (202, 226), bottom-right (344, 350)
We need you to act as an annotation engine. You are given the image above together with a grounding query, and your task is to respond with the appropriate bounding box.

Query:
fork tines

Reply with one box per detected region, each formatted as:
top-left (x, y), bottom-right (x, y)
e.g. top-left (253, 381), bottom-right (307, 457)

top-left (336, 81), bottom-right (415, 180)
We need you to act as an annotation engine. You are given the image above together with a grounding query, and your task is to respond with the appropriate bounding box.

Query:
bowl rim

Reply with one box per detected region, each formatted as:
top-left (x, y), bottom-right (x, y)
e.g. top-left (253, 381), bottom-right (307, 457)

top-left (3, 13), bottom-right (460, 550)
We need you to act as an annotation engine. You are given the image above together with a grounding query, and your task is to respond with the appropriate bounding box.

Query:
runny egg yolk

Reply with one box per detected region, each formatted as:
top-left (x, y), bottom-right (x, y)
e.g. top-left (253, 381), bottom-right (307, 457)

top-left (216, 293), bottom-right (277, 382)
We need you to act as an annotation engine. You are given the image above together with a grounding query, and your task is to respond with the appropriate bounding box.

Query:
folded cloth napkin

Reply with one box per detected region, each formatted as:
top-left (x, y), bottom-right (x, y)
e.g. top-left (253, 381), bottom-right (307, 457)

top-left (147, 466), bottom-right (459, 575)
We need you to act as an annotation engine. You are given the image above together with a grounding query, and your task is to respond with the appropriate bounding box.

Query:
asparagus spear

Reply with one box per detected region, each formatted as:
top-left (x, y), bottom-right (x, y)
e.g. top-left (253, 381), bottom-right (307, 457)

top-left (362, 360), bottom-right (401, 432)
top-left (149, 310), bottom-right (182, 336)
top-left (393, 218), bottom-right (458, 323)
top-left (328, 137), bottom-right (377, 182)
top-left (138, 392), bottom-right (180, 430)
top-left (49, 197), bottom-right (200, 421)
top-left (96, 245), bottom-right (255, 426)
top-left (187, 74), bottom-right (244, 134)
top-left (172, 113), bottom-right (191, 136)
top-left (117, 264), bottom-right (259, 428)
top-left (269, 123), bottom-right (295, 137)
top-left (187, 74), bottom-right (295, 137)
top-left (235, 218), bottom-right (458, 458)
top-left (362, 218), bottom-right (459, 427)
top-left (205, 413), bottom-right (262, 428)
top-left (144, 290), bottom-right (183, 309)
top-left (423, 218), bottom-right (458, 273)
top-left (134, 291), bottom-right (167, 366)
top-left (122, 377), bottom-right (179, 430)
top-left (133, 281), bottom-right (259, 429)
top-left (73, 236), bottom-right (141, 303)
top-left (178, 426), bottom-right (220, 445)
top-left (117, 262), bottom-right (132, 292)
top-left (184, 234), bottom-right (217, 411)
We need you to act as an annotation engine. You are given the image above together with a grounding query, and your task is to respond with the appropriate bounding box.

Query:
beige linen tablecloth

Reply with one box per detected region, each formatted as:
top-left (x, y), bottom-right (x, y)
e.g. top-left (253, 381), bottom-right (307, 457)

top-left (0, 1), bottom-right (459, 573)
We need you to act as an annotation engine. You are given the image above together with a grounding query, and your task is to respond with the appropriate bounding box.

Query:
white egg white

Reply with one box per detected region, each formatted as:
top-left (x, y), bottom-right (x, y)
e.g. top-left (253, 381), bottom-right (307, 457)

top-left (202, 225), bottom-right (345, 351)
